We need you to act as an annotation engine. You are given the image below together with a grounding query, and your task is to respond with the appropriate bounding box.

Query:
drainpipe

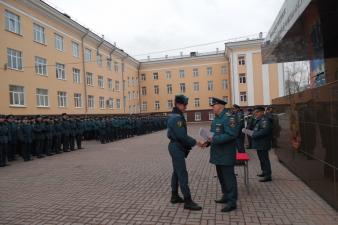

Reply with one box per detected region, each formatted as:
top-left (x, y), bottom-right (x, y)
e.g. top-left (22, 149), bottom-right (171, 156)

top-left (81, 29), bottom-right (90, 115)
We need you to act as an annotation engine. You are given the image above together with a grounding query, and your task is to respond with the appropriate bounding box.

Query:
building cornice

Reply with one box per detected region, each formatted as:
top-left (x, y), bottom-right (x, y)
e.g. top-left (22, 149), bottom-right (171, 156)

top-left (139, 52), bottom-right (226, 66)
top-left (25, 0), bottom-right (140, 65)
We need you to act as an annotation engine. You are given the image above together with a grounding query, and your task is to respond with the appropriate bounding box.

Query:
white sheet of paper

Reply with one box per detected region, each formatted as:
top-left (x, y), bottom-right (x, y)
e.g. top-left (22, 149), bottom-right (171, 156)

top-left (199, 128), bottom-right (214, 141)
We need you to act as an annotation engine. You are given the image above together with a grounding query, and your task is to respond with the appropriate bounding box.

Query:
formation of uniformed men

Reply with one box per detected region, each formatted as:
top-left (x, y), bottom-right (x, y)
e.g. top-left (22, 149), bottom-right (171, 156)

top-left (167, 94), bottom-right (275, 212)
top-left (0, 113), bottom-right (166, 167)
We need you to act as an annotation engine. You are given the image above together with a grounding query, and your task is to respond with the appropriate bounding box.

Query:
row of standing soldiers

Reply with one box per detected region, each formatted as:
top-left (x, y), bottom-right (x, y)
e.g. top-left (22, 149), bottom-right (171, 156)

top-left (0, 113), bottom-right (167, 167)
top-left (231, 104), bottom-right (280, 152)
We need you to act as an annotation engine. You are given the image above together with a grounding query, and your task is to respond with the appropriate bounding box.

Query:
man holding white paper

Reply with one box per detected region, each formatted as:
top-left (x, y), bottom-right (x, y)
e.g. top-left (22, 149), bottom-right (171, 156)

top-left (201, 97), bottom-right (240, 212)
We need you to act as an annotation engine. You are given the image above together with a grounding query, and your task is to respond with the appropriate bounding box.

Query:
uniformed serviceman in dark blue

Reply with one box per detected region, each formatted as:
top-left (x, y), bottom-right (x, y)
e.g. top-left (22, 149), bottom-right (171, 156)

top-left (167, 95), bottom-right (203, 211)
top-left (203, 97), bottom-right (239, 212)
top-left (243, 106), bottom-right (273, 182)
top-left (232, 104), bottom-right (245, 153)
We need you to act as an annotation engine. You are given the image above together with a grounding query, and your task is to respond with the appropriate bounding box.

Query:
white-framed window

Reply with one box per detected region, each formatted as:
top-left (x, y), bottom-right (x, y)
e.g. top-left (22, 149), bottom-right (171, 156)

top-left (114, 62), bottom-right (119, 72)
top-left (35, 56), bottom-right (47, 75)
top-left (194, 98), bottom-right (200, 108)
top-left (55, 34), bottom-right (64, 51)
top-left (179, 69), bottom-right (185, 78)
top-left (153, 72), bottom-right (159, 80)
top-left (221, 65), bottom-right (227, 75)
top-left (88, 95), bottom-right (94, 109)
top-left (99, 96), bottom-right (105, 109)
top-left (116, 98), bottom-right (121, 109)
top-left (98, 75), bottom-right (104, 88)
top-left (166, 71), bottom-right (171, 79)
top-left (193, 82), bottom-right (199, 92)
top-left (155, 101), bottom-right (160, 110)
top-left (167, 100), bottom-right (173, 109)
top-left (154, 85), bottom-right (159, 94)
top-left (207, 80), bottom-right (213, 91)
top-left (96, 54), bottom-right (102, 66)
top-left (239, 73), bottom-right (246, 84)
top-left (74, 93), bottom-right (82, 108)
top-left (57, 91), bottom-right (67, 107)
top-left (240, 92), bottom-right (247, 102)
top-left (7, 48), bottom-right (22, 70)
top-left (141, 74), bottom-right (146, 81)
top-left (107, 58), bottom-right (112, 70)
top-left (33, 23), bottom-right (45, 44)
top-left (107, 98), bottom-right (114, 109)
top-left (183, 113), bottom-right (188, 121)
top-left (180, 83), bottom-right (186, 93)
top-left (85, 48), bottom-right (91, 61)
top-left (86, 72), bottom-right (93, 86)
top-left (5, 10), bottom-right (20, 34)
top-left (73, 68), bottom-right (80, 84)
top-left (222, 79), bottom-right (228, 90)
top-left (56, 63), bottom-right (66, 80)
top-left (238, 55), bottom-right (245, 65)
top-left (207, 67), bottom-right (213, 76)
top-left (128, 92), bottom-right (131, 100)
top-left (222, 96), bottom-right (229, 103)
top-left (9, 85), bottom-right (25, 106)
top-left (208, 97), bottom-right (213, 105)
top-left (115, 81), bottom-right (120, 91)
top-left (195, 112), bottom-right (201, 121)
top-left (193, 68), bottom-right (199, 77)
top-left (167, 84), bottom-right (172, 94)
top-left (108, 78), bottom-right (113, 89)
top-left (72, 42), bottom-right (79, 58)
top-left (141, 87), bottom-right (147, 96)
top-left (141, 101), bottom-right (147, 112)
top-left (36, 88), bottom-right (49, 107)
top-left (209, 112), bottom-right (215, 121)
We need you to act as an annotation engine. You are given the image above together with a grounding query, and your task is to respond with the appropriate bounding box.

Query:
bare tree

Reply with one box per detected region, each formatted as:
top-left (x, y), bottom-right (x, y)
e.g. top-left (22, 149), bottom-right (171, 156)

top-left (284, 61), bottom-right (310, 95)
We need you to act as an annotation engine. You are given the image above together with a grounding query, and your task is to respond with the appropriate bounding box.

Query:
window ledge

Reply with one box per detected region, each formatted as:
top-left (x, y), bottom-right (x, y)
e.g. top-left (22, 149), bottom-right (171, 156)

top-left (8, 68), bottom-right (24, 72)
top-left (5, 29), bottom-right (23, 37)
top-left (37, 106), bottom-right (50, 108)
top-left (33, 40), bottom-right (47, 46)
top-left (10, 105), bottom-right (27, 108)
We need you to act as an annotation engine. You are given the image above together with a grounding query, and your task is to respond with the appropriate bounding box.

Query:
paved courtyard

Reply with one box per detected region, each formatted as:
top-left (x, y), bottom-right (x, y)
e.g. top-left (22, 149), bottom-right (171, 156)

top-left (0, 123), bottom-right (337, 225)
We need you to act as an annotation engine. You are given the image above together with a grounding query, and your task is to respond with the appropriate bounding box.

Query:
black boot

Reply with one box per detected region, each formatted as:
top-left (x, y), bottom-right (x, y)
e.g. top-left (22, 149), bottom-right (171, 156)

top-left (215, 195), bottom-right (228, 204)
top-left (259, 177), bottom-right (272, 182)
top-left (221, 204), bottom-right (237, 212)
top-left (184, 197), bottom-right (202, 211)
top-left (170, 192), bottom-right (184, 204)
top-left (257, 173), bottom-right (265, 177)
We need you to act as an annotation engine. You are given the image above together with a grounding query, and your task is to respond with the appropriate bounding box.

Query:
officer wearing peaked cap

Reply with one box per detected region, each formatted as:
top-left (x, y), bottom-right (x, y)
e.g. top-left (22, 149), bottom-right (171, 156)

top-left (167, 95), bottom-right (203, 211)
top-left (243, 106), bottom-right (273, 182)
top-left (202, 97), bottom-right (239, 212)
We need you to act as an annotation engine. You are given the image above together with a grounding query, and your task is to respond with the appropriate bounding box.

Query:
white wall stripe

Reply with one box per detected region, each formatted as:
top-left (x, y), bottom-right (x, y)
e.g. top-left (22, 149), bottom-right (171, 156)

top-left (262, 64), bottom-right (270, 105)
top-left (246, 52), bottom-right (255, 106)
top-left (277, 63), bottom-right (285, 97)
top-left (232, 53), bottom-right (240, 105)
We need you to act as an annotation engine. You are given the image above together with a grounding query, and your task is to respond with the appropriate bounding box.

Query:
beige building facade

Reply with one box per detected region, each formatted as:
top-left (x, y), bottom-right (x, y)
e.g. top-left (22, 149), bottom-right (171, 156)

top-left (0, 0), bottom-right (285, 121)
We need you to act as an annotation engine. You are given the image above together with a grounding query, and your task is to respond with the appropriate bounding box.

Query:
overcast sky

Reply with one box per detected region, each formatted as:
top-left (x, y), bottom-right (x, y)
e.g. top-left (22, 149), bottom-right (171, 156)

top-left (45, 0), bottom-right (284, 59)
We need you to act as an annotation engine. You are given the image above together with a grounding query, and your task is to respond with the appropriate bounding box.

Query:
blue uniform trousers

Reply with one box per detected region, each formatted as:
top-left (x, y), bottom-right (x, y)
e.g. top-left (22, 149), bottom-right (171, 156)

top-left (169, 143), bottom-right (191, 199)
top-left (257, 150), bottom-right (271, 177)
top-left (216, 165), bottom-right (237, 207)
